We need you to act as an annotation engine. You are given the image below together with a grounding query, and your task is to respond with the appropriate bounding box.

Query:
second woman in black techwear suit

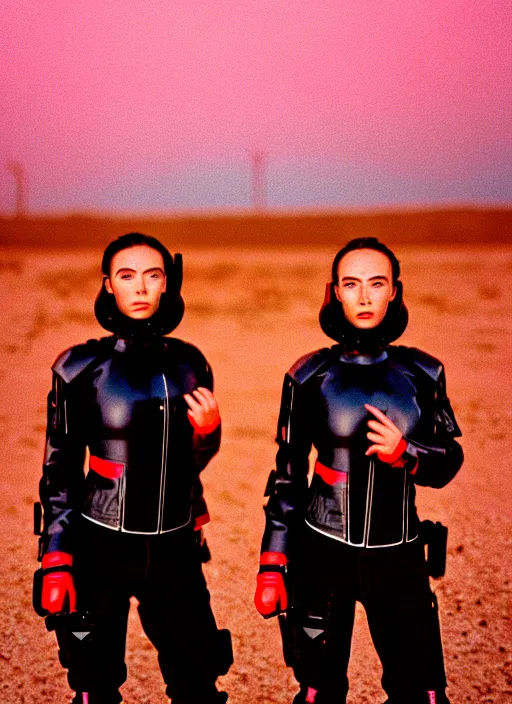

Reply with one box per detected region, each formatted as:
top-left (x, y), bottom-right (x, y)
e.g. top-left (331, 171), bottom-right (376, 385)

top-left (254, 238), bottom-right (463, 704)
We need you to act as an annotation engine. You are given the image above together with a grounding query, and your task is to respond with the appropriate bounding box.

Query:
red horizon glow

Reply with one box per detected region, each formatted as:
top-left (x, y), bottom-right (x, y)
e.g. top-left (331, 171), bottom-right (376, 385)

top-left (1, 0), bottom-right (511, 212)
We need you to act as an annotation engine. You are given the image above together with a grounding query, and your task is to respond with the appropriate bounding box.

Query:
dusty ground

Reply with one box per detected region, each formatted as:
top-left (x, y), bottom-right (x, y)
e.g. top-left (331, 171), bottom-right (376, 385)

top-left (0, 244), bottom-right (510, 703)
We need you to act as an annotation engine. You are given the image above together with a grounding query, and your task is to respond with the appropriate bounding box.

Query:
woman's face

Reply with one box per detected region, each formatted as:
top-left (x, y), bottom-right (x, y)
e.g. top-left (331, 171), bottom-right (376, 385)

top-left (105, 245), bottom-right (167, 319)
top-left (334, 248), bottom-right (396, 329)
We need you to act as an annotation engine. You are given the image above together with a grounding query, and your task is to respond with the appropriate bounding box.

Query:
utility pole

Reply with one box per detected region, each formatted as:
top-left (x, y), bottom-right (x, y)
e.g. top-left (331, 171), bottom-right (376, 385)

top-left (7, 161), bottom-right (27, 217)
top-left (250, 149), bottom-right (267, 210)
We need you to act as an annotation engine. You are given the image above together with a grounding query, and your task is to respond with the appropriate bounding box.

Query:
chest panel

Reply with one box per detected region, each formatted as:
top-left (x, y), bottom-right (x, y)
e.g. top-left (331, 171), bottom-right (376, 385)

top-left (89, 354), bottom-right (198, 435)
top-left (317, 359), bottom-right (421, 445)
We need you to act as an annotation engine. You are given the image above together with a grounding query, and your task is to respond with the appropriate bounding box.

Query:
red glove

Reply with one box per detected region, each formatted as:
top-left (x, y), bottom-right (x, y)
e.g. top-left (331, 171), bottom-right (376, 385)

top-left (254, 552), bottom-right (288, 618)
top-left (41, 552), bottom-right (76, 614)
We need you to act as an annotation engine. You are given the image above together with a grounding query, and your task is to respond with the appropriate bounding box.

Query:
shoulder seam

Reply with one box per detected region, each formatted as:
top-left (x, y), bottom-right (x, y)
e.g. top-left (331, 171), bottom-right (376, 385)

top-left (287, 347), bottom-right (332, 385)
top-left (390, 345), bottom-right (443, 382)
top-left (52, 337), bottom-right (113, 383)
top-left (165, 337), bottom-right (208, 364)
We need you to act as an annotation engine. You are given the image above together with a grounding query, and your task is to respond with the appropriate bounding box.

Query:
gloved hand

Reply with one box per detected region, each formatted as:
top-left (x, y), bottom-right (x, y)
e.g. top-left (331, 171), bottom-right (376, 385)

top-left (184, 387), bottom-right (221, 435)
top-left (364, 404), bottom-right (415, 468)
top-left (254, 552), bottom-right (288, 618)
top-left (41, 551), bottom-right (76, 614)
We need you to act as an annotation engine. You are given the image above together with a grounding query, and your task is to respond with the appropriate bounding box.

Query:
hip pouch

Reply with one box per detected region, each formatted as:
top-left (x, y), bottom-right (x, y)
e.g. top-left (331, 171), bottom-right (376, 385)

top-left (421, 520), bottom-right (448, 579)
top-left (32, 501), bottom-right (47, 617)
top-left (46, 611), bottom-right (98, 691)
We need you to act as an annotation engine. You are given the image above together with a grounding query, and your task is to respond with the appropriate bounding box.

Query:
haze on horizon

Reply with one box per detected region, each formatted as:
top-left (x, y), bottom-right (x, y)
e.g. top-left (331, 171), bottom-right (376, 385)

top-left (1, 0), bottom-right (511, 215)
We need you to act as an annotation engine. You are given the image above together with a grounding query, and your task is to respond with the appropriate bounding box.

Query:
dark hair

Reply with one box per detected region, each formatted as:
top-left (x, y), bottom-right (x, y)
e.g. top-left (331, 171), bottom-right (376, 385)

top-left (331, 237), bottom-right (400, 285)
top-left (101, 232), bottom-right (174, 277)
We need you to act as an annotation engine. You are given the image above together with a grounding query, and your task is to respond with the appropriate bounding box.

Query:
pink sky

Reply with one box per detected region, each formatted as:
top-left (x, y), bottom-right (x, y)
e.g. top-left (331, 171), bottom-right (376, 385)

top-left (1, 0), bottom-right (511, 212)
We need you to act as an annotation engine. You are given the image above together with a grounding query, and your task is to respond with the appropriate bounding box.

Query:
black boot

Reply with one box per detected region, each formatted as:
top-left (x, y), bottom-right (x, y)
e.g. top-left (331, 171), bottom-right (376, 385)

top-left (383, 693), bottom-right (450, 704)
top-left (170, 691), bottom-right (228, 704)
top-left (292, 687), bottom-right (316, 703)
top-left (70, 693), bottom-right (124, 704)
top-left (293, 685), bottom-right (345, 704)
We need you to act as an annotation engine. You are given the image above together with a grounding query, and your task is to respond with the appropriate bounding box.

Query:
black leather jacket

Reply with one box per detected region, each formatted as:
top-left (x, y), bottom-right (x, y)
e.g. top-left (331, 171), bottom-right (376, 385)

top-left (40, 335), bottom-right (221, 555)
top-left (262, 344), bottom-right (463, 556)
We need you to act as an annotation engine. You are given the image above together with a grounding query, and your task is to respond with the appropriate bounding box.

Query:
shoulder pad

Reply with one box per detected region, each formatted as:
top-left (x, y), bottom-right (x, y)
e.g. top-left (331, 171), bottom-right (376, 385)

top-left (288, 348), bottom-right (332, 385)
top-left (52, 337), bottom-right (113, 384)
top-left (164, 337), bottom-right (208, 367)
top-left (390, 345), bottom-right (443, 382)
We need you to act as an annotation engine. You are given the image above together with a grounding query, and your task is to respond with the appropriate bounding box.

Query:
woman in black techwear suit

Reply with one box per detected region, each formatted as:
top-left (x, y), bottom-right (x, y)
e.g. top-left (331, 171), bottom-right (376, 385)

top-left (37, 233), bottom-right (231, 704)
top-left (254, 238), bottom-right (463, 704)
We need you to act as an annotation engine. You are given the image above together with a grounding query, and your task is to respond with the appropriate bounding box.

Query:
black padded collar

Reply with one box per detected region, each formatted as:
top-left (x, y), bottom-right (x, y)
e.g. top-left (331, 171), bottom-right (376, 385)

top-left (94, 284), bottom-right (185, 340)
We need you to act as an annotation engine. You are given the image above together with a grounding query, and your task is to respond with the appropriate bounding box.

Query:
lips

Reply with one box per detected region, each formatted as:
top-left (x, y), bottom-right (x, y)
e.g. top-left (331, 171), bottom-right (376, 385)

top-left (132, 302), bottom-right (150, 310)
top-left (357, 312), bottom-right (374, 319)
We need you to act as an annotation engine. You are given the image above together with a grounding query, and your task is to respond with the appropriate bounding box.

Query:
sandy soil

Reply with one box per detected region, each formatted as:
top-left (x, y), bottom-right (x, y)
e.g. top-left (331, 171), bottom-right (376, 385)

top-left (0, 244), bottom-right (510, 703)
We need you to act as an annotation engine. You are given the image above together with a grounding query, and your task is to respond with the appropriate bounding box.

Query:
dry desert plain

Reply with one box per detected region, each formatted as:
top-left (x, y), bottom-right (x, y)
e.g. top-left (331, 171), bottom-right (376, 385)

top-left (0, 244), bottom-right (510, 703)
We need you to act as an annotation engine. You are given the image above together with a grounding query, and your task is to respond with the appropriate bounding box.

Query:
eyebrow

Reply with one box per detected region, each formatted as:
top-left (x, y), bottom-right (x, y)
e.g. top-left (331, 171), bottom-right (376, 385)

top-left (114, 266), bottom-right (165, 276)
top-left (340, 274), bottom-right (389, 282)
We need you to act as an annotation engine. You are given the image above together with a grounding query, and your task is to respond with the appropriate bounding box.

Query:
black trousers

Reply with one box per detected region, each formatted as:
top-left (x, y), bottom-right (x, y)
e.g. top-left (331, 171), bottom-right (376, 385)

top-left (288, 528), bottom-right (449, 704)
top-left (55, 519), bottom-right (229, 704)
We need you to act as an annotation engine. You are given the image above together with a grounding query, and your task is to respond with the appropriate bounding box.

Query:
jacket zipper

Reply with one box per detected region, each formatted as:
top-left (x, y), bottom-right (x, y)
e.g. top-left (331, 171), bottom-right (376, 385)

top-left (157, 373), bottom-right (169, 533)
top-left (404, 474), bottom-right (410, 541)
top-left (118, 466), bottom-right (126, 531)
top-left (362, 459), bottom-right (375, 547)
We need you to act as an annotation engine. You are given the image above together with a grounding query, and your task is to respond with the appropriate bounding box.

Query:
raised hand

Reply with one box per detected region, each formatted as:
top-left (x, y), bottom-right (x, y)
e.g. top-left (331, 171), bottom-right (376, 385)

top-left (184, 387), bottom-right (221, 435)
top-left (364, 403), bottom-right (406, 464)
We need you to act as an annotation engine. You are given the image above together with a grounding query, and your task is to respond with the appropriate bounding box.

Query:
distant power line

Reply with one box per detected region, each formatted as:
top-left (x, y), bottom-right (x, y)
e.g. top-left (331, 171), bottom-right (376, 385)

top-left (250, 150), bottom-right (267, 210)
top-left (6, 161), bottom-right (27, 217)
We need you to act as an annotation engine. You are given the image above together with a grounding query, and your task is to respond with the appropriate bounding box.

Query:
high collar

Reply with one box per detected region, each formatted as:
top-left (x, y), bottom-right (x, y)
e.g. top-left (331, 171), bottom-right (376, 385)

top-left (95, 284), bottom-right (184, 339)
top-left (338, 348), bottom-right (388, 365)
top-left (113, 336), bottom-right (166, 355)
top-left (319, 281), bottom-right (408, 347)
